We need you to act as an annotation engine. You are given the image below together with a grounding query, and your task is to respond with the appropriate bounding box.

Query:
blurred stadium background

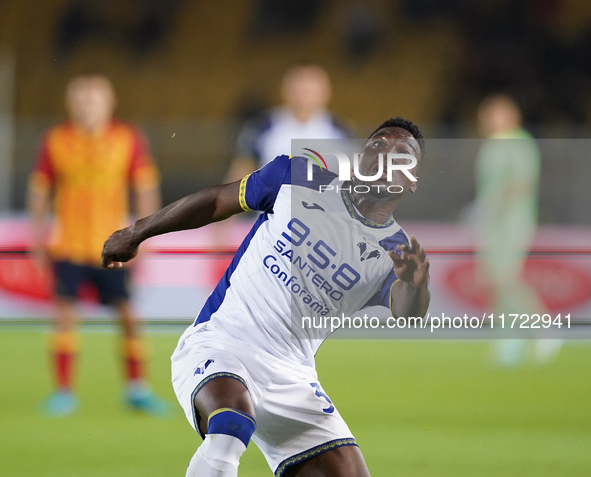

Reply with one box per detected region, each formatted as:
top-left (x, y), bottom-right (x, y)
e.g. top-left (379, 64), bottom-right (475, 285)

top-left (1, 1), bottom-right (591, 476)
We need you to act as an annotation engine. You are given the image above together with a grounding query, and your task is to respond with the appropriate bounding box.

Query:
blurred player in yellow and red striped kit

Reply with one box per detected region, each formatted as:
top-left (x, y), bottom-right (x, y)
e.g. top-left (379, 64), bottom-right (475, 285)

top-left (27, 74), bottom-right (169, 416)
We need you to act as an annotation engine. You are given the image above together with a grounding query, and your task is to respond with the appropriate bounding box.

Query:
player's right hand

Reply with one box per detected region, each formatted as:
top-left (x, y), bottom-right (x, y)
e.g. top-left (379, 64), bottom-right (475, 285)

top-left (101, 226), bottom-right (139, 269)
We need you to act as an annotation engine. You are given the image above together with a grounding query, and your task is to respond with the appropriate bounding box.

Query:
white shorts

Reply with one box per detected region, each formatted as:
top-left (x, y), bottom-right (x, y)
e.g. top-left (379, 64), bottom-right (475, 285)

top-left (171, 331), bottom-right (356, 476)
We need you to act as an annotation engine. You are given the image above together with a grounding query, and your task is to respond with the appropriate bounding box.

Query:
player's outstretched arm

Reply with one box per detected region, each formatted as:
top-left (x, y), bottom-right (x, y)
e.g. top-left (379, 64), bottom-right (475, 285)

top-left (388, 236), bottom-right (431, 318)
top-left (101, 181), bottom-right (242, 269)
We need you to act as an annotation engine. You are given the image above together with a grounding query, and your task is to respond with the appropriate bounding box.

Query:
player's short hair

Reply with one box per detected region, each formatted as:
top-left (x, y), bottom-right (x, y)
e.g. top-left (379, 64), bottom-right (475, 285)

top-left (282, 63), bottom-right (331, 91)
top-left (367, 117), bottom-right (425, 167)
top-left (283, 62), bottom-right (328, 78)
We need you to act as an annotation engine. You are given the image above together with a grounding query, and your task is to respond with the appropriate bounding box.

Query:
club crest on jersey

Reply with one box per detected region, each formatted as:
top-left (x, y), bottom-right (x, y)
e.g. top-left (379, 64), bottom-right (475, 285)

top-left (194, 358), bottom-right (214, 375)
top-left (357, 239), bottom-right (381, 262)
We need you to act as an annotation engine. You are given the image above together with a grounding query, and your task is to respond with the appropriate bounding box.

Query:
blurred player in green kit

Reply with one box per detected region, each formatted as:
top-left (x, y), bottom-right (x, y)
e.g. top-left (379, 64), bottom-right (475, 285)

top-left (475, 94), bottom-right (561, 366)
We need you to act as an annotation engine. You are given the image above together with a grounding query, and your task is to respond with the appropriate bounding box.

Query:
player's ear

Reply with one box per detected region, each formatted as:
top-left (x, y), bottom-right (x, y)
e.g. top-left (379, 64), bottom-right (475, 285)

top-left (409, 176), bottom-right (419, 194)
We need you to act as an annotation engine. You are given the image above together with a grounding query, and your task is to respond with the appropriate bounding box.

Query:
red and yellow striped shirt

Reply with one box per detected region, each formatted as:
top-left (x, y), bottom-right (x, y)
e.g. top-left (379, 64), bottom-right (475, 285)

top-left (29, 120), bottom-right (160, 265)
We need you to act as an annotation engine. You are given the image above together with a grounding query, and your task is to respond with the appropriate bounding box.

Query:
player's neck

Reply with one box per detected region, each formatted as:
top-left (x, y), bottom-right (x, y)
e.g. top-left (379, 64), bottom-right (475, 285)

top-left (73, 118), bottom-right (112, 135)
top-left (290, 107), bottom-right (321, 123)
top-left (349, 190), bottom-right (401, 225)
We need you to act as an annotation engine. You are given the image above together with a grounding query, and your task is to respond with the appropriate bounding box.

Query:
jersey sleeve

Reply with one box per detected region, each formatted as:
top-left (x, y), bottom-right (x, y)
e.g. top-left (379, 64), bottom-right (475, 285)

top-left (239, 154), bottom-right (291, 212)
top-left (330, 114), bottom-right (353, 139)
top-left (28, 133), bottom-right (55, 194)
top-left (363, 230), bottom-right (411, 309)
top-left (128, 127), bottom-right (160, 191)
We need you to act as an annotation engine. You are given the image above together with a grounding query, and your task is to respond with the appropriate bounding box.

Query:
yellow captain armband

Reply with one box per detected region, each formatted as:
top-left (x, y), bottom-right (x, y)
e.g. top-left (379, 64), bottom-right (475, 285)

top-left (239, 173), bottom-right (252, 212)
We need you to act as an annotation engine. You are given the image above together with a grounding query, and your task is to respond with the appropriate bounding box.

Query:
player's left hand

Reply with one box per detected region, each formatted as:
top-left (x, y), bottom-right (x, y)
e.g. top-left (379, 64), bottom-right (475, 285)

top-left (101, 226), bottom-right (139, 269)
top-left (388, 236), bottom-right (429, 288)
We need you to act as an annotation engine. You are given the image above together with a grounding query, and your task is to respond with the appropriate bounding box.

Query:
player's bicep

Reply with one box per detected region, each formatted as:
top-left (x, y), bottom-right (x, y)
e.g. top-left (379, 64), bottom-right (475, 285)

top-left (212, 180), bottom-right (244, 221)
top-left (30, 133), bottom-right (56, 193)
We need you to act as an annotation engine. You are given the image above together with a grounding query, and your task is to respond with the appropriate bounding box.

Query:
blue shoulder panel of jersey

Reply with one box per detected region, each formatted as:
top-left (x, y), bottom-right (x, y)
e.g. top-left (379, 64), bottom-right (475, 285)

top-left (378, 230), bottom-right (410, 253)
top-left (364, 230), bottom-right (410, 308)
top-left (243, 154), bottom-right (291, 212)
top-left (290, 155), bottom-right (337, 190)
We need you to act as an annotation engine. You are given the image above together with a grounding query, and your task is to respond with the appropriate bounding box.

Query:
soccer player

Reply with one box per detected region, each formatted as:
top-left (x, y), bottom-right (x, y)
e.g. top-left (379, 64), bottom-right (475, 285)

top-left (226, 64), bottom-right (350, 181)
top-left (475, 94), bottom-right (562, 365)
top-left (102, 117), bottom-right (430, 476)
top-left (28, 74), bottom-right (169, 416)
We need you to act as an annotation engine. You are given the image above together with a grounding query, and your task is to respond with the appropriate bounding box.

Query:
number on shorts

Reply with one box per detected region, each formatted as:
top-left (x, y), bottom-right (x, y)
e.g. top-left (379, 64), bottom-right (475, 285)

top-left (310, 383), bottom-right (334, 414)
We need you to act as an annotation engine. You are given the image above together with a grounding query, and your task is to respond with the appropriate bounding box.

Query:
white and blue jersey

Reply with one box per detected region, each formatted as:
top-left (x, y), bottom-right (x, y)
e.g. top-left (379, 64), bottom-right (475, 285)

top-left (179, 155), bottom-right (410, 367)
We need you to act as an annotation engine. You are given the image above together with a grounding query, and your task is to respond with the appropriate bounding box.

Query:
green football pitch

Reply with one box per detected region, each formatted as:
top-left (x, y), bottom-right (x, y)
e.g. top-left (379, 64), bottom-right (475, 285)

top-left (1, 328), bottom-right (590, 476)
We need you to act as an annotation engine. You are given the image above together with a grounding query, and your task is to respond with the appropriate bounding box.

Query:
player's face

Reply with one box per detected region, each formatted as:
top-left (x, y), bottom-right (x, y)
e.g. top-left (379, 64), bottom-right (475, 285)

top-left (282, 68), bottom-right (331, 115)
top-left (67, 77), bottom-right (115, 132)
top-left (353, 127), bottom-right (420, 200)
top-left (477, 99), bottom-right (520, 138)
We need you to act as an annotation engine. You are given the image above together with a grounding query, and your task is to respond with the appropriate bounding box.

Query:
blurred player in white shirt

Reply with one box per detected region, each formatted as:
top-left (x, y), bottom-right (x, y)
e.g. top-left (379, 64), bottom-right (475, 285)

top-left (226, 64), bottom-right (350, 182)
